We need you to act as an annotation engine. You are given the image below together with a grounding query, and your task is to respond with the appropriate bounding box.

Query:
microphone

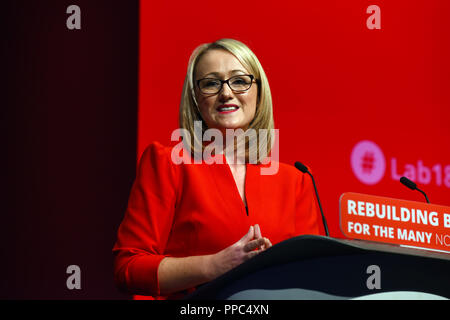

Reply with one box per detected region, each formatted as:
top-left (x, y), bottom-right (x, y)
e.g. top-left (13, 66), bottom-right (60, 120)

top-left (294, 161), bottom-right (329, 237)
top-left (399, 176), bottom-right (430, 203)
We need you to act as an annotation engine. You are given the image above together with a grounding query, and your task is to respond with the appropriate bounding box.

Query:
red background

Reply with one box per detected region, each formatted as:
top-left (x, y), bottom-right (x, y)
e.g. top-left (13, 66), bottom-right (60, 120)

top-left (138, 0), bottom-right (450, 238)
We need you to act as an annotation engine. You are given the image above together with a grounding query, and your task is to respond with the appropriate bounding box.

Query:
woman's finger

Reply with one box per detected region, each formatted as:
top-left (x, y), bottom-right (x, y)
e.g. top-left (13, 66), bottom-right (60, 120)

top-left (264, 237), bottom-right (272, 249)
top-left (243, 238), bottom-right (266, 252)
top-left (254, 224), bottom-right (265, 250)
top-left (254, 224), bottom-right (262, 239)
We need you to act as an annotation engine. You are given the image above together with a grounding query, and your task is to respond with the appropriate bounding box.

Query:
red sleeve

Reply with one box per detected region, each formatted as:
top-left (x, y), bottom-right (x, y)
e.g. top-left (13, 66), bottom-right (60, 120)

top-left (294, 170), bottom-right (323, 236)
top-left (112, 142), bottom-right (178, 296)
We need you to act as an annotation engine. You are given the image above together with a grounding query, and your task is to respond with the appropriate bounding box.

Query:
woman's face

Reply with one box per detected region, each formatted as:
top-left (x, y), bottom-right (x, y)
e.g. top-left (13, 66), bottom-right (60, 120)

top-left (194, 49), bottom-right (258, 134)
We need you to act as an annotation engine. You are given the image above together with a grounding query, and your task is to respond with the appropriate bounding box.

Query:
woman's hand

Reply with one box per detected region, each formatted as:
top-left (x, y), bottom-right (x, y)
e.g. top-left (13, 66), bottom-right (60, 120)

top-left (158, 224), bottom-right (273, 295)
top-left (205, 225), bottom-right (272, 281)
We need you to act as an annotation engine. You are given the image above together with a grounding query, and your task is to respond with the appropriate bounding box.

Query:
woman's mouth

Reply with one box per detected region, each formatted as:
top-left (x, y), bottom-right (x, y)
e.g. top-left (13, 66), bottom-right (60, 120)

top-left (217, 104), bottom-right (239, 114)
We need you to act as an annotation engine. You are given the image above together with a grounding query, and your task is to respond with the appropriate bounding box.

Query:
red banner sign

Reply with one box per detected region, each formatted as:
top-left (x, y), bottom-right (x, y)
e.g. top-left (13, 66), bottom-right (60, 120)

top-left (340, 192), bottom-right (450, 253)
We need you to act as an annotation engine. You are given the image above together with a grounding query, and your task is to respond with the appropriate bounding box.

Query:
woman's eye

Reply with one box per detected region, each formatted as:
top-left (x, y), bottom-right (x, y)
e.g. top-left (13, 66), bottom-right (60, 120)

top-left (231, 77), bottom-right (249, 85)
top-left (232, 80), bottom-right (245, 85)
top-left (204, 80), bottom-right (220, 87)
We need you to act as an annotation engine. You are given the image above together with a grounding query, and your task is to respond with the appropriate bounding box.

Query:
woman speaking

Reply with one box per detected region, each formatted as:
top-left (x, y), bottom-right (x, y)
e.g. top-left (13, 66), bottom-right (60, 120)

top-left (113, 38), bottom-right (322, 299)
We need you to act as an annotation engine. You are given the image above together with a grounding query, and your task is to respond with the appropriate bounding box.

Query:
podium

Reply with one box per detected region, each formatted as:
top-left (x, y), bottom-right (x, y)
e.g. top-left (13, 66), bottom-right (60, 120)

top-left (185, 235), bottom-right (450, 300)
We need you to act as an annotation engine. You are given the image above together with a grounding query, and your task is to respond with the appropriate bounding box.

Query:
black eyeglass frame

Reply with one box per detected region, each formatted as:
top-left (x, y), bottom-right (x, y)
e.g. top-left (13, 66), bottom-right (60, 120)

top-left (196, 74), bottom-right (258, 94)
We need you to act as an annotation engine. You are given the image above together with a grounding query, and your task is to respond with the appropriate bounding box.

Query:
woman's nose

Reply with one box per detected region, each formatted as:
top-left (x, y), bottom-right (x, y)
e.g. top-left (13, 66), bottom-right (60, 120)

top-left (218, 83), bottom-right (234, 101)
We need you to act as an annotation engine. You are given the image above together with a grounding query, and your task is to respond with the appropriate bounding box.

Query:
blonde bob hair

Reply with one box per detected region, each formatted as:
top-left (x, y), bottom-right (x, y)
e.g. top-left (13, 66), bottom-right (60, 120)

top-left (179, 38), bottom-right (274, 163)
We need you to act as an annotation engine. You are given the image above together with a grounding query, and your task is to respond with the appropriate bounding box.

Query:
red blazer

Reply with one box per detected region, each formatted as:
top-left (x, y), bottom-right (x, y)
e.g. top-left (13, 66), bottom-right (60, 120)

top-left (113, 142), bottom-right (322, 299)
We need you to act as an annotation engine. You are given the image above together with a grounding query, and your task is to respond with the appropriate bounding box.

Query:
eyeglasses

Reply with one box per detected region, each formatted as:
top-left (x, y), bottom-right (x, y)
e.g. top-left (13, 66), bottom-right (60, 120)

top-left (196, 74), bottom-right (256, 94)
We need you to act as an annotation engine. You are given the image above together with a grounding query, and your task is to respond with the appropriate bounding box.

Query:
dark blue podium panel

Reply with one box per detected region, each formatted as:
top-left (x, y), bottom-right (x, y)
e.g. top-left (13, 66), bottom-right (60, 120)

top-left (186, 235), bottom-right (450, 300)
